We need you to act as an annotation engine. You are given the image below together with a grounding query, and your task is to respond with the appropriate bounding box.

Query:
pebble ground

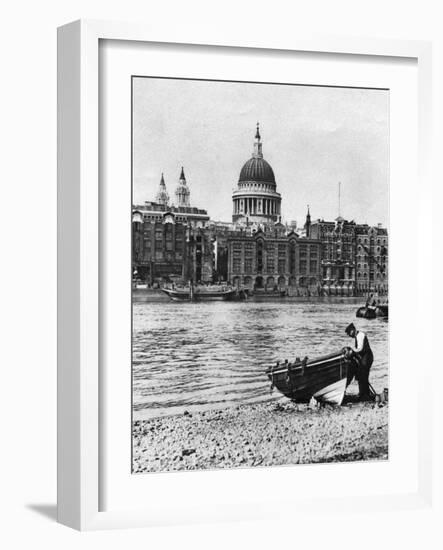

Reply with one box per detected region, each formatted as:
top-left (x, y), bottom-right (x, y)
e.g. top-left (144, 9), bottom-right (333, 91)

top-left (132, 399), bottom-right (388, 473)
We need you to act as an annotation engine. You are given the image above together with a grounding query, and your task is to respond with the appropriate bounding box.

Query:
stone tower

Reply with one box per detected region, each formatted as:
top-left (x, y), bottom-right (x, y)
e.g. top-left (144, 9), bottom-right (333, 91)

top-left (175, 166), bottom-right (191, 207)
top-left (155, 173), bottom-right (169, 206)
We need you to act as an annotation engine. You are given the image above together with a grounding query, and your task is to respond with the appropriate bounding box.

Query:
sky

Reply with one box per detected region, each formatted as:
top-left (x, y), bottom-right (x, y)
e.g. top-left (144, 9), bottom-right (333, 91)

top-left (133, 77), bottom-right (389, 228)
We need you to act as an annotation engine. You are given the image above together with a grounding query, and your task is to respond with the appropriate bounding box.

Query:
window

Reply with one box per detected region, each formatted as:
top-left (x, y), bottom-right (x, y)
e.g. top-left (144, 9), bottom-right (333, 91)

top-left (256, 241), bottom-right (263, 272)
top-left (233, 259), bottom-right (241, 273)
top-left (289, 242), bottom-right (296, 274)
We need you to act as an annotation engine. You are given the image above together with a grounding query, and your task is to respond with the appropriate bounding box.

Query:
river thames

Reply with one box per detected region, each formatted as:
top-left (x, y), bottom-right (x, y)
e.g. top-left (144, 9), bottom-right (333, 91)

top-left (132, 301), bottom-right (388, 420)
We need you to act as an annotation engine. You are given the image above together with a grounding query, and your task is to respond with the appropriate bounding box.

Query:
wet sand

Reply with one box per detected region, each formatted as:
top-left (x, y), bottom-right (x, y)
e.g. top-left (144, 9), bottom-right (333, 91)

top-left (133, 398), bottom-right (388, 473)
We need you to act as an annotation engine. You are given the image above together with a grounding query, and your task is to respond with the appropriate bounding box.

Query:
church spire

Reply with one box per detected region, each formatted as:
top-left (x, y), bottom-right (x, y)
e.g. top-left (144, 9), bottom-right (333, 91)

top-left (252, 122), bottom-right (263, 159)
top-left (156, 172), bottom-right (169, 206)
top-left (175, 166), bottom-right (190, 207)
top-left (305, 205), bottom-right (311, 237)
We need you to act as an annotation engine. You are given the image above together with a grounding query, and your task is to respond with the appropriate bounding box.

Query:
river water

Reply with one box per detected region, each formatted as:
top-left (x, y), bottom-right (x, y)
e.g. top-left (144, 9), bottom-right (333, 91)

top-left (132, 301), bottom-right (389, 419)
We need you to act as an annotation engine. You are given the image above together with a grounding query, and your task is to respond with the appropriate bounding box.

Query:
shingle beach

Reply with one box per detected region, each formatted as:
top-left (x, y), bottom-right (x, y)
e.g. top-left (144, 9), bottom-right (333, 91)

top-left (133, 398), bottom-right (388, 473)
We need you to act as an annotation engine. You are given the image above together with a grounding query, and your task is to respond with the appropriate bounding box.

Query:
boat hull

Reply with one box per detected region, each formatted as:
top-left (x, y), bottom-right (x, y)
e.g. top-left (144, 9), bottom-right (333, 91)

top-left (356, 305), bottom-right (388, 319)
top-left (161, 288), bottom-right (236, 301)
top-left (313, 378), bottom-right (347, 405)
top-left (356, 306), bottom-right (376, 319)
top-left (375, 305), bottom-right (388, 318)
top-left (267, 350), bottom-right (352, 404)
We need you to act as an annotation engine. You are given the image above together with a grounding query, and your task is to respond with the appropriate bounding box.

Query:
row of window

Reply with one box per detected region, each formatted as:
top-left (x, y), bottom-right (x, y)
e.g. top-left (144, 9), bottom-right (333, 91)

top-left (356, 272), bottom-right (385, 279)
top-left (357, 263), bottom-right (386, 270)
top-left (145, 251), bottom-right (183, 261)
top-left (233, 259), bottom-right (318, 274)
top-left (357, 237), bottom-right (387, 245)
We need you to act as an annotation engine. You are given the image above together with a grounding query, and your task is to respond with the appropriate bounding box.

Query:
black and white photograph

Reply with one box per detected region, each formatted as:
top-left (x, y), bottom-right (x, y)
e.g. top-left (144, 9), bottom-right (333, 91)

top-left (131, 76), bottom-right (389, 473)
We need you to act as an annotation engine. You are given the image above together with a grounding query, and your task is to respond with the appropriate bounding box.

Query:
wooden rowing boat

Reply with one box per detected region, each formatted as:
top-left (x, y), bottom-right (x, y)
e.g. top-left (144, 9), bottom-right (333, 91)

top-left (266, 350), bottom-right (353, 405)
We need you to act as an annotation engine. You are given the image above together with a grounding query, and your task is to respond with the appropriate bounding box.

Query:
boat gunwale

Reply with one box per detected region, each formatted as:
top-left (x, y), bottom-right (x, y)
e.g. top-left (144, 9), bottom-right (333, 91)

top-left (266, 350), bottom-right (349, 376)
top-left (161, 288), bottom-right (236, 296)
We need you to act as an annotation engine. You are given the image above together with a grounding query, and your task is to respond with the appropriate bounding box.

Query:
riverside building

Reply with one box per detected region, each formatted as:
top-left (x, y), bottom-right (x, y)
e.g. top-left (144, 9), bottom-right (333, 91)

top-left (132, 124), bottom-right (388, 296)
top-left (226, 227), bottom-right (322, 294)
top-left (132, 169), bottom-right (212, 283)
top-left (309, 217), bottom-right (388, 296)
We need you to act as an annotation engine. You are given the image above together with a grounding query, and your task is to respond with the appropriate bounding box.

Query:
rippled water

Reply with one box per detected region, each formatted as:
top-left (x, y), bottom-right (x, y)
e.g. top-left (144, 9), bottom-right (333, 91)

top-left (132, 301), bottom-right (388, 419)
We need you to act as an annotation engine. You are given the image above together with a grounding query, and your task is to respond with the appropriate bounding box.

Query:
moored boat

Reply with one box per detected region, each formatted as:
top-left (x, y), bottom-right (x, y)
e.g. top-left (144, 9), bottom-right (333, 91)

top-left (375, 304), bottom-right (388, 318)
top-left (266, 349), bottom-right (353, 405)
top-left (356, 304), bottom-right (388, 319)
top-left (356, 305), bottom-right (377, 319)
top-left (161, 286), bottom-right (237, 301)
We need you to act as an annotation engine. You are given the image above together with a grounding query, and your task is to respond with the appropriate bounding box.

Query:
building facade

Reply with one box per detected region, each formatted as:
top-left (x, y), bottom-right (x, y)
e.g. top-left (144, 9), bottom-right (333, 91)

top-left (355, 224), bottom-right (388, 295)
top-left (227, 227), bottom-right (322, 294)
top-left (309, 216), bottom-right (388, 296)
top-left (132, 211), bottom-right (214, 284)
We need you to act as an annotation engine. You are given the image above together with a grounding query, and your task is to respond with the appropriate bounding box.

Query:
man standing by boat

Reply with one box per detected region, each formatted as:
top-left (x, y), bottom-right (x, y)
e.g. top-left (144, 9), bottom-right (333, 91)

top-left (345, 323), bottom-right (374, 400)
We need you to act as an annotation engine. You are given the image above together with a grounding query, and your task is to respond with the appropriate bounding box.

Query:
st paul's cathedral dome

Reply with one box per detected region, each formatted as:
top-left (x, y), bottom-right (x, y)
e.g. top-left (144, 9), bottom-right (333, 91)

top-left (232, 124), bottom-right (282, 225)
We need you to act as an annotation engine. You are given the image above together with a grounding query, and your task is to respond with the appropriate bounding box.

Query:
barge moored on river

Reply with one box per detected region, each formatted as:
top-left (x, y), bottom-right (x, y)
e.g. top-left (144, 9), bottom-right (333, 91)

top-left (161, 285), bottom-right (238, 301)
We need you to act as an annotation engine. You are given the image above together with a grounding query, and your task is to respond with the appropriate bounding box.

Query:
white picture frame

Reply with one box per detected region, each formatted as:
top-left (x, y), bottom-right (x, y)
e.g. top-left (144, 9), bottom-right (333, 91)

top-left (57, 19), bottom-right (433, 531)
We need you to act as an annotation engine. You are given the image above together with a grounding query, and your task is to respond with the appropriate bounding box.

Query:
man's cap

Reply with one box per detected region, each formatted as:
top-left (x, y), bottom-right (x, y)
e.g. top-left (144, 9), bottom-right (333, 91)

top-left (345, 323), bottom-right (356, 335)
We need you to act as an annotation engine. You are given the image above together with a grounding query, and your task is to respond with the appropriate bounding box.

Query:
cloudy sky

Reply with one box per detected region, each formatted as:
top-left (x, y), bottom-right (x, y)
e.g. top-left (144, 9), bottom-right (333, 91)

top-left (133, 77), bottom-right (389, 227)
